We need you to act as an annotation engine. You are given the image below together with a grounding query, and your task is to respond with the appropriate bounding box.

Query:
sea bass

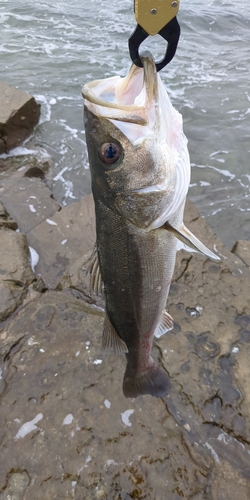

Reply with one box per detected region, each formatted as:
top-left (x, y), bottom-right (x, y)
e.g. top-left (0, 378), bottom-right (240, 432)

top-left (82, 52), bottom-right (219, 399)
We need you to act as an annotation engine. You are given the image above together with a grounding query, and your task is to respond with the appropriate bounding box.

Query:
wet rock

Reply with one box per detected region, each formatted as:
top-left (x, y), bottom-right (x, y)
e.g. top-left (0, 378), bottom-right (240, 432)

top-left (232, 240), bottom-right (250, 267)
top-left (0, 230), bottom-right (34, 322)
top-left (1, 177), bottom-right (60, 234)
top-left (0, 201), bottom-right (18, 230)
top-left (1, 280), bottom-right (250, 499)
top-left (27, 194), bottom-right (96, 288)
top-left (0, 290), bottom-right (211, 499)
top-left (1, 188), bottom-right (250, 497)
top-left (209, 460), bottom-right (250, 500)
top-left (0, 154), bottom-right (51, 186)
top-left (0, 81), bottom-right (40, 154)
top-left (234, 314), bottom-right (250, 329)
top-left (201, 396), bottom-right (222, 423)
top-left (194, 332), bottom-right (220, 360)
top-left (1, 470), bottom-right (30, 500)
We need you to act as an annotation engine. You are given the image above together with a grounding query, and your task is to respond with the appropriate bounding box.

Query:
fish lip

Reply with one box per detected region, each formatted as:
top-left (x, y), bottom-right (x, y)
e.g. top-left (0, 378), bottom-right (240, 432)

top-left (81, 51), bottom-right (159, 125)
top-left (139, 51), bottom-right (159, 106)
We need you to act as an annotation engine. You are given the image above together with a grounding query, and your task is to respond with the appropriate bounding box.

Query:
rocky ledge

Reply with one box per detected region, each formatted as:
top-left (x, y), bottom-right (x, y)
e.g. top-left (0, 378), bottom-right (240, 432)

top-left (0, 153), bottom-right (250, 500)
top-left (0, 81), bottom-right (40, 154)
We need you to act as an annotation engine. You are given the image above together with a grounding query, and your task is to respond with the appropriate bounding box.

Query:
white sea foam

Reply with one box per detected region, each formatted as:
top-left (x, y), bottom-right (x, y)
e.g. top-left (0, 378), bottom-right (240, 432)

top-left (0, 147), bottom-right (37, 159)
top-left (34, 94), bottom-right (52, 124)
top-left (53, 167), bottom-right (68, 182)
top-left (43, 42), bottom-right (58, 56)
top-left (63, 180), bottom-right (76, 200)
top-left (61, 123), bottom-right (78, 137)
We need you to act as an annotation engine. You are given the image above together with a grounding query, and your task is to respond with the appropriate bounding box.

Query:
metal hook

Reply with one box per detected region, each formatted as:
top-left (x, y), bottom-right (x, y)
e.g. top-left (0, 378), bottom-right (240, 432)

top-left (128, 16), bottom-right (180, 72)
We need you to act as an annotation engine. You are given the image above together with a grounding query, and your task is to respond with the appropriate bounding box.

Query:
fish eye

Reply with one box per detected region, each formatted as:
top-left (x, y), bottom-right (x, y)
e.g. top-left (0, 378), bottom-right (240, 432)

top-left (98, 142), bottom-right (121, 166)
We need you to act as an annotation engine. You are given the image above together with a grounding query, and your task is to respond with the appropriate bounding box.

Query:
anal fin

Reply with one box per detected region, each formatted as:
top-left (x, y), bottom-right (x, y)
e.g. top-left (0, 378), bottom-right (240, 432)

top-left (102, 314), bottom-right (128, 354)
top-left (154, 310), bottom-right (174, 339)
top-left (164, 222), bottom-right (220, 261)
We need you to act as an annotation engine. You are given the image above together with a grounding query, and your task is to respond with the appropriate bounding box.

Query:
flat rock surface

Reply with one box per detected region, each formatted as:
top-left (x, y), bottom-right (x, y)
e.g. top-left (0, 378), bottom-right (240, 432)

top-left (0, 201), bottom-right (17, 230)
top-left (27, 195), bottom-right (96, 288)
top-left (1, 177), bottom-right (60, 234)
top-left (0, 153), bottom-right (57, 235)
top-left (0, 81), bottom-right (40, 153)
top-left (0, 230), bottom-right (34, 323)
top-left (232, 239), bottom-right (250, 267)
top-left (0, 173), bottom-right (250, 498)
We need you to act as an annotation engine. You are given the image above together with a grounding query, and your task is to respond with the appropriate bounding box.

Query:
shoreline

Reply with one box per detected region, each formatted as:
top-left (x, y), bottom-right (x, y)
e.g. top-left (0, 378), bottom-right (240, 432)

top-left (1, 106), bottom-right (250, 499)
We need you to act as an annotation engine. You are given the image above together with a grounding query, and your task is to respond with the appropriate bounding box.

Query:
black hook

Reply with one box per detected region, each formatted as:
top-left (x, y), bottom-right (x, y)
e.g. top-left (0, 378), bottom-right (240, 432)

top-left (128, 16), bottom-right (180, 72)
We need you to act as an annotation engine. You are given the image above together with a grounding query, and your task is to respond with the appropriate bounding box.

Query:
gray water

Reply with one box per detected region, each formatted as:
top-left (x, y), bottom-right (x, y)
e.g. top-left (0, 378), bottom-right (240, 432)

top-left (1, 0), bottom-right (250, 248)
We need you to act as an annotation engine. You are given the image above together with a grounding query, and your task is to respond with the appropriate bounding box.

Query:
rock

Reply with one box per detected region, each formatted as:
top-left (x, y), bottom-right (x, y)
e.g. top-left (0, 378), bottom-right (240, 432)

top-left (27, 194), bottom-right (96, 288)
top-left (0, 153), bottom-right (52, 197)
top-left (1, 177), bottom-right (60, 234)
top-left (0, 266), bottom-right (250, 499)
top-left (1, 470), bottom-right (30, 500)
top-left (1, 185), bottom-right (250, 497)
top-left (0, 81), bottom-right (40, 154)
top-left (0, 200), bottom-right (18, 230)
top-left (0, 229), bottom-right (34, 322)
top-left (231, 240), bottom-right (250, 267)
top-left (0, 290), bottom-right (213, 499)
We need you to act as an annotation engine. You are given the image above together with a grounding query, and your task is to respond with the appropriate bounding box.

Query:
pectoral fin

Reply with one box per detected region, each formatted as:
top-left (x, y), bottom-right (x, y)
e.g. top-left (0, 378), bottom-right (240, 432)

top-left (154, 311), bottom-right (174, 338)
top-left (163, 222), bottom-right (220, 261)
top-left (102, 314), bottom-right (128, 354)
top-left (87, 243), bottom-right (104, 296)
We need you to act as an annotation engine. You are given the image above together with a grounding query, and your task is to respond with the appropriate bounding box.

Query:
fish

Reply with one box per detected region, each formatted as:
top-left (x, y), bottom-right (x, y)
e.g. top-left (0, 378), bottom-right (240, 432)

top-left (82, 51), bottom-right (219, 399)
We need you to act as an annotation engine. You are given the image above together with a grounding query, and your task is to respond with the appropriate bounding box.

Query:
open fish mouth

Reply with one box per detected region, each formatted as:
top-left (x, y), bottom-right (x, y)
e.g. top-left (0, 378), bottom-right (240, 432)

top-left (81, 51), bottom-right (159, 126)
top-left (82, 50), bottom-right (190, 228)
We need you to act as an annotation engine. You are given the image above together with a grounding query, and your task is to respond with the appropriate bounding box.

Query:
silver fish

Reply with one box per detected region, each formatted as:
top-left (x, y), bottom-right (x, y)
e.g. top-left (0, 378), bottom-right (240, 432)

top-left (82, 51), bottom-right (219, 399)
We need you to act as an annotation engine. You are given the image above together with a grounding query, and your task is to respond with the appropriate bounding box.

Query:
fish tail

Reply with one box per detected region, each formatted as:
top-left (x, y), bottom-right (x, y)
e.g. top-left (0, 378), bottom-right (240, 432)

top-left (123, 363), bottom-right (170, 399)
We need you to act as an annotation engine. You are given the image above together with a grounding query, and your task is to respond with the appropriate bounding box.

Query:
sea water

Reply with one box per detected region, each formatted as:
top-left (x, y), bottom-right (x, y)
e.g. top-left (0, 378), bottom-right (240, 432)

top-left (0, 0), bottom-right (249, 247)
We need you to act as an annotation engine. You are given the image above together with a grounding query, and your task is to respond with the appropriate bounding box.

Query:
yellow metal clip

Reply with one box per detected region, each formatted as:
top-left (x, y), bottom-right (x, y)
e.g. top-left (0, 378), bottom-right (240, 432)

top-left (134, 0), bottom-right (180, 36)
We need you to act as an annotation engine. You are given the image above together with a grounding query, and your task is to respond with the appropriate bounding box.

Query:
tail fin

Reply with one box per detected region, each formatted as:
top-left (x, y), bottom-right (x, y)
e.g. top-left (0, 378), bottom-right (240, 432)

top-left (123, 363), bottom-right (170, 399)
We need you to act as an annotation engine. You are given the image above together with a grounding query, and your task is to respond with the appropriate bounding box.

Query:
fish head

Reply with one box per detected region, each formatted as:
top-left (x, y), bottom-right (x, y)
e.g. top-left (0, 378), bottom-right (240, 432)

top-left (82, 52), bottom-right (190, 229)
